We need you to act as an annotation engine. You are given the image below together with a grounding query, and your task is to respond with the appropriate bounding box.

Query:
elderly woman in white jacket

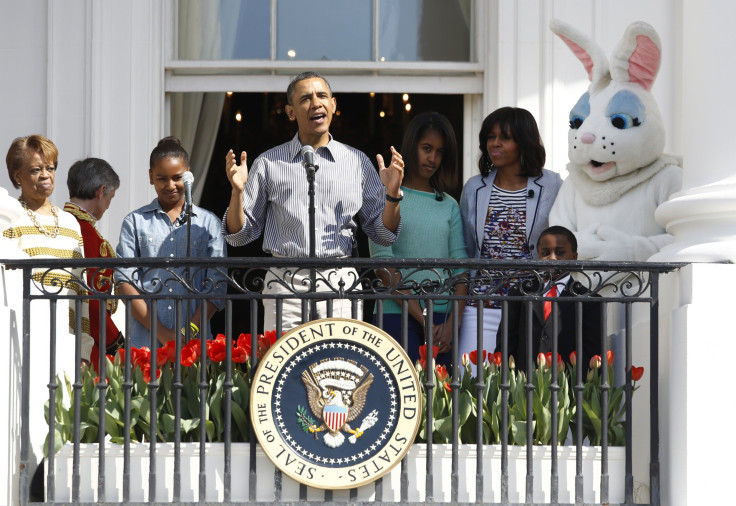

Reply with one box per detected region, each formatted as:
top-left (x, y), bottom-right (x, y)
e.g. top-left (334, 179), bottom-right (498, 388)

top-left (459, 107), bottom-right (562, 360)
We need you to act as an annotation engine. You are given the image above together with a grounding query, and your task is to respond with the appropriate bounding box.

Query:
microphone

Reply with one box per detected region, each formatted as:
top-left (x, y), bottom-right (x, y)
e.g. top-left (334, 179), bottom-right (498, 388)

top-left (182, 171), bottom-right (194, 210)
top-left (527, 189), bottom-right (534, 199)
top-left (301, 145), bottom-right (316, 170)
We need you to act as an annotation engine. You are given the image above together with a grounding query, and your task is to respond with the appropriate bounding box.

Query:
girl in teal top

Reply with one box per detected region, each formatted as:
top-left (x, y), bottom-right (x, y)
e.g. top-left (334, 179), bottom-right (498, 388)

top-left (369, 112), bottom-right (467, 367)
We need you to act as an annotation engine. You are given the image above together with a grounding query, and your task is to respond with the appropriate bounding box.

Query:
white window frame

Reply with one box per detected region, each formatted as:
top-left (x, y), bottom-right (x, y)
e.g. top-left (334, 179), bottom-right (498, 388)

top-left (163, 0), bottom-right (491, 182)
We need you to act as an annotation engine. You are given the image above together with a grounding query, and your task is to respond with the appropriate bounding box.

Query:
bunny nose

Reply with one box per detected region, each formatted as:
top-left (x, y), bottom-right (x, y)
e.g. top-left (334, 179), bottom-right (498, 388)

top-left (581, 132), bottom-right (596, 144)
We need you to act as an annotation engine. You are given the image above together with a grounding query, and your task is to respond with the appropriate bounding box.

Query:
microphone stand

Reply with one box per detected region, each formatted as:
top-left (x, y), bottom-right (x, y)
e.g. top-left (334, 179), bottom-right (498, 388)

top-left (185, 200), bottom-right (192, 261)
top-left (185, 201), bottom-right (193, 341)
top-left (306, 161), bottom-right (319, 321)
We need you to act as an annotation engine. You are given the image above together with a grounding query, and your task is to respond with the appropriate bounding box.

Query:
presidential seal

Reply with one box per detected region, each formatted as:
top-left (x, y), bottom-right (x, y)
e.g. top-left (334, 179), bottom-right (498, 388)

top-left (250, 318), bottom-right (422, 490)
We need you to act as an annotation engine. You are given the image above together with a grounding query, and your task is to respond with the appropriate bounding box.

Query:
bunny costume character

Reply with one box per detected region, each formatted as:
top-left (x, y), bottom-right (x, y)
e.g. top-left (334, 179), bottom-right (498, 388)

top-left (548, 19), bottom-right (682, 261)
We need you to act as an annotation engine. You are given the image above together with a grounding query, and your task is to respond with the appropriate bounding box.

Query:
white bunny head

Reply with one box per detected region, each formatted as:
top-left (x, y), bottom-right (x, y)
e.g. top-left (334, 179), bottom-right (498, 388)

top-left (551, 19), bottom-right (666, 181)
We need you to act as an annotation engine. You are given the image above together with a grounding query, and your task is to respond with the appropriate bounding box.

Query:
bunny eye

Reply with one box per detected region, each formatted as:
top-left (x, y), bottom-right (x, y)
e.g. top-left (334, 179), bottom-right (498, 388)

top-left (569, 92), bottom-right (590, 130)
top-left (569, 116), bottom-right (584, 129)
top-left (610, 113), bottom-right (640, 129)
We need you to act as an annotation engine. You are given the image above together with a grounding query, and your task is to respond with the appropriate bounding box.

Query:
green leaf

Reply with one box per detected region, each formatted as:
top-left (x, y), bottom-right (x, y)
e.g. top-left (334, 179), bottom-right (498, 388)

top-left (208, 373), bottom-right (226, 441)
top-left (609, 423), bottom-right (626, 446)
top-left (433, 415), bottom-right (454, 443)
top-left (230, 401), bottom-right (250, 442)
top-left (105, 410), bottom-right (121, 439)
top-left (205, 419), bottom-right (216, 441)
top-left (511, 420), bottom-right (535, 446)
top-left (582, 399), bottom-right (602, 445)
top-left (181, 417), bottom-right (200, 434)
top-left (160, 413), bottom-right (176, 436)
top-left (456, 390), bottom-right (473, 428)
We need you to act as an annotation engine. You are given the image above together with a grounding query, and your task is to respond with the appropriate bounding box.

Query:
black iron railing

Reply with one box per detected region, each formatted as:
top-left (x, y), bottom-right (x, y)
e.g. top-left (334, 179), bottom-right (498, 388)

top-left (1, 256), bottom-right (684, 505)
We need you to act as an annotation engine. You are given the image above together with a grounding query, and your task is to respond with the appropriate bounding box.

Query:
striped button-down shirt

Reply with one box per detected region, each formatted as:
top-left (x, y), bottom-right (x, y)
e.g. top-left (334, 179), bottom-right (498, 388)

top-left (223, 133), bottom-right (401, 257)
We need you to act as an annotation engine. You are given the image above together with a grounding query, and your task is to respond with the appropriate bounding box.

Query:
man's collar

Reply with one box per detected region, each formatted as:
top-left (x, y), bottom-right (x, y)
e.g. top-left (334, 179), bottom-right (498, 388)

top-left (63, 201), bottom-right (97, 225)
top-left (288, 132), bottom-right (335, 162)
top-left (550, 274), bottom-right (572, 292)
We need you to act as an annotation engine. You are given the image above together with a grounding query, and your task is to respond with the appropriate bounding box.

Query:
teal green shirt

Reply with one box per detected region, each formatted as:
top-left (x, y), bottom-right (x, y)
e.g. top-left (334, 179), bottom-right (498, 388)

top-left (369, 187), bottom-right (468, 314)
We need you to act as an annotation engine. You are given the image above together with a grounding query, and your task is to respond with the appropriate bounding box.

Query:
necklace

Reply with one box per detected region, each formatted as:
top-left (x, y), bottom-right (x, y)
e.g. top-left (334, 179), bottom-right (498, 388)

top-left (19, 197), bottom-right (60, 238)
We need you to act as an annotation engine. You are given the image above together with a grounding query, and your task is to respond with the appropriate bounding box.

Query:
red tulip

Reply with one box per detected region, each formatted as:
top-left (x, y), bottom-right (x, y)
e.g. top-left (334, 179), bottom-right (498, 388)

top-left (589, 355), bottom-right (602, 370)
top-left (181, 340), bottom-right (201, 367)
top-left (419, 344), bottom-right (439, 361)
top-left (232, 345), bottom-right (249, 363)
top-left (237, 333), bottom-right (252, 356)
top-left (155, 346), bottom-right (169, 368)
top-left (544, 352), bottom-right (553, 368)
top-left (262, 330), bottom-right (279, 346)
top-left (606, 350), bottom-right (614, 366)
top-left (130, 347), bottom-right (150, 369)
top-left (164, 340), bottom-right (177, 363)
top-left (207, 339), bottom-right (227, 362)
top-left (537, 353), bottom-right (547, 369)
top-left (492, 352), bottom-right (502, 367)
top-left (444, 382), bottom-right (452, 393)
top-left (468, 349), bottom-right (487, 366)
top-left (569, 351), bottom-right (577, 367)
top-left (631, 366), bottom-right (645, 381)
top-left (435, 364), bottom-right (449, 382)
top-left (558, 360), bottom-right (566, 372)
top-left (141, 363), bottom-right (161, 383)
top-left (257, 331), bottom-right (279, 358)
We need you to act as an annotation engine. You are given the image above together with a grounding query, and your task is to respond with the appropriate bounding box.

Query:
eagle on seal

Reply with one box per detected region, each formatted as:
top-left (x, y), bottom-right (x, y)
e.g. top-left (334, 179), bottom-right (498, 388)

top-left (301, 359), bottom-right (374, 448)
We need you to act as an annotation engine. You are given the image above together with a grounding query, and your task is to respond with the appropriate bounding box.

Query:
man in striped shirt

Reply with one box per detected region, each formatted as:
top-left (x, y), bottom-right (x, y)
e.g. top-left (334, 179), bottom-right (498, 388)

top-left (222, 71), bottom-right (404, 331)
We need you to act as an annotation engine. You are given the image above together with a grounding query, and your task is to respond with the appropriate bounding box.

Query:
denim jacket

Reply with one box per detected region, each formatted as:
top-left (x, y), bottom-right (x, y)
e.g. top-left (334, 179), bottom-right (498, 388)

top-left (115, 199), bottom-right (227, 348)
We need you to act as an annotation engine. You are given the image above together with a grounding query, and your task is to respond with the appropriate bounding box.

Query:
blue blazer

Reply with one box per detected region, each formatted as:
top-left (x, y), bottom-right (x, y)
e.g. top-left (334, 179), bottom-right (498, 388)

top-left (459, 168), bottom-right (562, 259)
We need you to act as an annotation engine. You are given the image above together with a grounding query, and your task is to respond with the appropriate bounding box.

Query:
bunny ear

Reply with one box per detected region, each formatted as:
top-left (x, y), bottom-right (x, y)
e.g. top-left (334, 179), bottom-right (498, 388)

top-left (610, 21), bottom-right (661, 90)
top-left (550, 18), bottom-right (610, 88)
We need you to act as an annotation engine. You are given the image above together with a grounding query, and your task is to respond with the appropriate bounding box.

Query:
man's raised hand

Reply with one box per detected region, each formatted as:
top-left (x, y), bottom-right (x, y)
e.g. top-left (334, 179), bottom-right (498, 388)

top-left (377, 145), bottom-right (404, 197)
top-left (225, 149), bottom-right (248, 192)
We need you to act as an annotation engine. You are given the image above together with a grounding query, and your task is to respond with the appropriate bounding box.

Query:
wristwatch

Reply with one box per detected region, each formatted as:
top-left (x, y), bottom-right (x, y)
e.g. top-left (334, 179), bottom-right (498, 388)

top-left (385, 190), bottom-right (403, 203)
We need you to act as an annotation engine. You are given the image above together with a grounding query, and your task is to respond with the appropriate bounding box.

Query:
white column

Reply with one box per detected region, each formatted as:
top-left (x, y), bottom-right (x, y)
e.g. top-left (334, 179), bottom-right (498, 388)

top-left (660, 264), bottom-right (736, 506)
top-left (650, 1), bottom-right (736, 262)
top-left (0, 187), bottom-right (28, 506)
top-left (649, 4), bottom-right (736, 505)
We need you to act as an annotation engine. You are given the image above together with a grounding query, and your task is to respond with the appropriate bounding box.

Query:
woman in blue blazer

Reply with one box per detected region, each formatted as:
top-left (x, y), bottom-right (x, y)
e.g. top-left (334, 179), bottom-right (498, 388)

top-left (459, 107), bottom-right (562, 360)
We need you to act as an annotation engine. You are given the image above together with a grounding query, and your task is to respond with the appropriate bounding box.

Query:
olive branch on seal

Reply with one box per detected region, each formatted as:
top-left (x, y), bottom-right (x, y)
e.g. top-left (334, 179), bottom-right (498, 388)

top-left (296, 405), bottom-right (316, 433)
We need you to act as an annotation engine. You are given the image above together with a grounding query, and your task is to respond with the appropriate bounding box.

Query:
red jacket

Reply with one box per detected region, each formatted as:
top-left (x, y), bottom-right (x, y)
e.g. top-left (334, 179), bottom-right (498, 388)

top-left (64, 202), bottom-right (123, 368)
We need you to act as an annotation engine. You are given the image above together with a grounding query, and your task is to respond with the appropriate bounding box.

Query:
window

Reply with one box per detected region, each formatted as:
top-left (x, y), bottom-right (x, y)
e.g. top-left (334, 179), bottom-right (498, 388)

top-left (176, 0), bottom-right (472, 62)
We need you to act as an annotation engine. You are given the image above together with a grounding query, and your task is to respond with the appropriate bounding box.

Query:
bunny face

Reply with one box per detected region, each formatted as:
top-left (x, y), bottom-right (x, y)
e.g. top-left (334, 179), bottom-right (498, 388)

top-left (551, 20), bottom-right (665, 182)
top-left (568, 82), bottom-right (666, 181)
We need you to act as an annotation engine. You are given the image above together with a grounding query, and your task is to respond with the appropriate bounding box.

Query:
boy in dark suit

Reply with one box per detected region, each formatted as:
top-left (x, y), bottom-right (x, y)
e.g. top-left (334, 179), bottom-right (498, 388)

top-left (495, 225), bottom-right (601, 373)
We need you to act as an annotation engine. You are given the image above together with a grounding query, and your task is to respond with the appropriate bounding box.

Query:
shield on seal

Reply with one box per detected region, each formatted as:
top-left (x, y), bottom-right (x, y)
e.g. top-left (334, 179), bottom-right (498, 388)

top-left (323, 404), bottom-right (348, 432)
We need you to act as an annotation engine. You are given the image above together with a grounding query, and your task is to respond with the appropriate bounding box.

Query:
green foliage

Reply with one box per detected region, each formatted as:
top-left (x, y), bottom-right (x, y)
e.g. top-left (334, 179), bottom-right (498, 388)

top-left (46, 343), bottom-right (640, 453)
top-left (413, 352), bottom-right (639, 447)
top-left (46, 347), bottom-right (252, 453)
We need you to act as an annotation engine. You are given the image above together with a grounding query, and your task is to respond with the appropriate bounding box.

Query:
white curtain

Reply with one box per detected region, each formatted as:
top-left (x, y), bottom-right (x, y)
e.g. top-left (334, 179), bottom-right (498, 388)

top-left (171, 0), bottom-right (241, 203)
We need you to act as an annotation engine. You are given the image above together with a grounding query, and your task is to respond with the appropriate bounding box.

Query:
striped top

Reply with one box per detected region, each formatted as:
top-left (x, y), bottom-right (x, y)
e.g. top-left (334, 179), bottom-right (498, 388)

top-left (222, 133), bottom-right (401, 257)
top-left (480, 185), bottom-right (531, 260)
top-left (472, 185), bottom-right (532, 309)
top-left (2, 200), bottom-right (93, 360)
